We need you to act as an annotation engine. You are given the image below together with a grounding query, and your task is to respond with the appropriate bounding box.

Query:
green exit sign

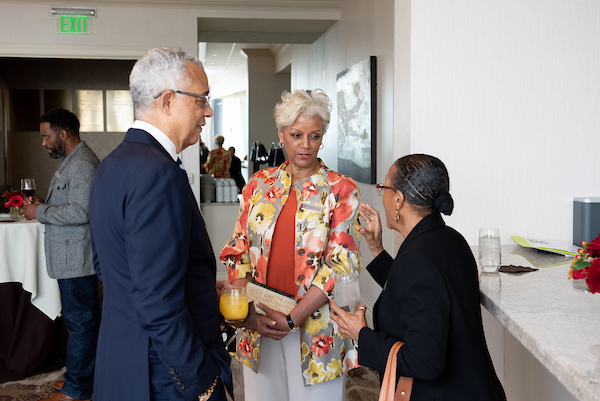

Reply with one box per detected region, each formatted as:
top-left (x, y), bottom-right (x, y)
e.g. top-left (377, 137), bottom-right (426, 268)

top-left (56, 15), bottom-right (92, 35)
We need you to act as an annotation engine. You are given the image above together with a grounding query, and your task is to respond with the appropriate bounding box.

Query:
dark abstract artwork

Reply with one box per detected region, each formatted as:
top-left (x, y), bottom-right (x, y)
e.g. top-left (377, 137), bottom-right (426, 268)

top-left (336, 56), bottom-right (376, 184)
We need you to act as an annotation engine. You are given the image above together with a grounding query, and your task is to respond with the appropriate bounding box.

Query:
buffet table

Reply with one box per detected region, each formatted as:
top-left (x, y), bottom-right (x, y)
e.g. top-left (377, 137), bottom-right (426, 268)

top-left (0, 218), bottom-right (66, 382)
top-left (478, 245), bottom-right (600, 401)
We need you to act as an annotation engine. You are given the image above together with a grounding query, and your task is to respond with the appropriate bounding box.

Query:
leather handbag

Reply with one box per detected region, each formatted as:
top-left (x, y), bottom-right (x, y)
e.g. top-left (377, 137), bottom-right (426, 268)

top-left (378, 341), bottom-right (414, 401)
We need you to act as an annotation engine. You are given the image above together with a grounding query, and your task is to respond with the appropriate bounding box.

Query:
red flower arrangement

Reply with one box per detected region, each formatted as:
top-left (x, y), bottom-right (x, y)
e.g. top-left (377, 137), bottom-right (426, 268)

top-left (568, 234), bottom-right (600, 294)
top-left (2, 190), bottom-right (25, 209)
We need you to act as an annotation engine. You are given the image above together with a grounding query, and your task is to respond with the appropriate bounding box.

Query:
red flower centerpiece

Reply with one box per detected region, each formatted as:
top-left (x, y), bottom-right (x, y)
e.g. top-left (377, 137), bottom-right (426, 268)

top-left (2, 190), bottom-right (25, 219)
top-left (568, 234), bottom-right (600, 294)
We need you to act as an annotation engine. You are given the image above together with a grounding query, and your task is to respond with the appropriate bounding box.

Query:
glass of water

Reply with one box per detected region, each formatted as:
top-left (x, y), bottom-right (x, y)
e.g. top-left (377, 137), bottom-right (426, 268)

top-left (334, 272), bottom-right (361, 312)
top-left (478, 227), bottom-right (501, 273)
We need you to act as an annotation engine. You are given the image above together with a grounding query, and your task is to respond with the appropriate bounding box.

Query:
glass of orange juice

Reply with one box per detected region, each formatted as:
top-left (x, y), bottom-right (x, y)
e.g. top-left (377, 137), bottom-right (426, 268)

top-left (219, 287), bottom-right (249, 323)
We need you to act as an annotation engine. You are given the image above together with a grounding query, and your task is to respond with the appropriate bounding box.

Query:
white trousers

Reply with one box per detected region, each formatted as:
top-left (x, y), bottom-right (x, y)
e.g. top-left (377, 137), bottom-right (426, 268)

top-left (242, 330), bottom-right (346, 401)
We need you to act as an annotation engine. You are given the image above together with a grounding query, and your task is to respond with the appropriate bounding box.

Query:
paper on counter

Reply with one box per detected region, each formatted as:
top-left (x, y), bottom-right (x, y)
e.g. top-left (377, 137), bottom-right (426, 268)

top-left (511, 236), bottom-right (579, 257)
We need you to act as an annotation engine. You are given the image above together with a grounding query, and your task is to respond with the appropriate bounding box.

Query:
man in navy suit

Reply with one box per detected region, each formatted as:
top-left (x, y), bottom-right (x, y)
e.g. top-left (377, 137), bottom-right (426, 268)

top-left (89, 48), bottom-right (232, 401)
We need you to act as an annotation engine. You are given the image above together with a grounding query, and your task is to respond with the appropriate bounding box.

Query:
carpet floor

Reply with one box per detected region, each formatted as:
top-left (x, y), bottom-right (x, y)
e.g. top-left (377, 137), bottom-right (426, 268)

top-left (0, 360), bottom-right (380, 401)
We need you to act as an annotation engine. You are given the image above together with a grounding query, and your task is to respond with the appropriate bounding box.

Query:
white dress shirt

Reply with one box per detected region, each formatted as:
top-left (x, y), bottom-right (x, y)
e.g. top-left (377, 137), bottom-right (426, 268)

top-left (132, 120), bottom-right (178, 162)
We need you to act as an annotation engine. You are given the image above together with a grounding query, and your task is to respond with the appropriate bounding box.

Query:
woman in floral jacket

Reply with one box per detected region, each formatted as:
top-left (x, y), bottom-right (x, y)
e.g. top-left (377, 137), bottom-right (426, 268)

top-left (220, 89), bottom-right (362, 401)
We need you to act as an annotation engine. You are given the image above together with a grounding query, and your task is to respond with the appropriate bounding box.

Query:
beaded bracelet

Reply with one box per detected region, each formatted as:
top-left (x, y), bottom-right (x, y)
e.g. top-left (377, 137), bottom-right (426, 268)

top-left (198, 376), bottom-right (219, 401)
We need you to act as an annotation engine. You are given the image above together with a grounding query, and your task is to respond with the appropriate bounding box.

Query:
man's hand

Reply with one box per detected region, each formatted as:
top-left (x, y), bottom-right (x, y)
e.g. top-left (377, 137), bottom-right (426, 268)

top-left (28, 195), bottom-right (43, 205)
top-left (21, 203), bottom-right (39, 220)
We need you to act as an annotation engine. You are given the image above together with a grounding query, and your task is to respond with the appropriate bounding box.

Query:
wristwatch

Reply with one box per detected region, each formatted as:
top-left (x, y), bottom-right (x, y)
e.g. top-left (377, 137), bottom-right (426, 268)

top-left (285, 314), bottom-right (296, 330)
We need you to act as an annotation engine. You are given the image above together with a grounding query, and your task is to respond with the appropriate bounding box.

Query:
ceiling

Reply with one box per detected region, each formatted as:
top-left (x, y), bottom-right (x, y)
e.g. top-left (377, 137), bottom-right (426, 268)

top-left (2, 1), bottom-right (339, 73)
top-left (197, 17), bottom-right (337, 75)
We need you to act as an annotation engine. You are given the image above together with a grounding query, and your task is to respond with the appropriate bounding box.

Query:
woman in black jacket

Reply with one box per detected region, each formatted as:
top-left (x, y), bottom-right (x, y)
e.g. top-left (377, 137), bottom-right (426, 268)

top-left (330, 154), bottom-right (506, 401)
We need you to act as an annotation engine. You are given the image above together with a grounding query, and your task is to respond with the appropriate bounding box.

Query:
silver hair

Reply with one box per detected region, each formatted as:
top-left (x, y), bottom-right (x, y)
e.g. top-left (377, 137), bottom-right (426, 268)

top-left (129, 47), bottom-right (203, 116)
top-left (273, 89), bottom-right (331, 133)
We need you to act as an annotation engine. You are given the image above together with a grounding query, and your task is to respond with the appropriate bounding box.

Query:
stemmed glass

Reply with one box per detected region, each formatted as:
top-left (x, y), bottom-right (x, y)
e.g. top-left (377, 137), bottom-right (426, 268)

top-left (20, 178), bottom-right (36, 198)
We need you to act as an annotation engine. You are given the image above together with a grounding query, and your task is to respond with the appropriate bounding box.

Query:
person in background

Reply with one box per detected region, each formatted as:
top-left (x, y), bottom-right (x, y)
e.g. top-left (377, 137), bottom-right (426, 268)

top-left (330, 154), bottom-right (506, 401)
top-left (228, 146), bottom-right (246, 193)
top-left (204, 135), bottom-right (231, 178)
top-left (88, 47), bottom-right (232, 401)
top-left (220, 89), bottom-right (362, 401)
top-left (22, 108), bottom-right (100, 401)
top-left (199, 140), bottom-right (209, 174)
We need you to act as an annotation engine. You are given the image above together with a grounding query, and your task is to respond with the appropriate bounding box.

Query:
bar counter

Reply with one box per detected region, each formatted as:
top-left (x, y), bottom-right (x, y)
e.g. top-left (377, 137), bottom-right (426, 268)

top-left (478, 245), bottom-right (600, 401)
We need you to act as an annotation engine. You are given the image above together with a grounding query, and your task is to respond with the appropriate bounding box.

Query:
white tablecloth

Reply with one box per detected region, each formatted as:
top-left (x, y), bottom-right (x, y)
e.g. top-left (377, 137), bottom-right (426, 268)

top-left (0, 218), bottom-right (61, 320)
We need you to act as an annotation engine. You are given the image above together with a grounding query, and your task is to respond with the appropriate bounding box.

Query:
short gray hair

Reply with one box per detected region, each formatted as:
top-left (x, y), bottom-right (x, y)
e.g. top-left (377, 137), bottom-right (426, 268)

top-left (273, 89), bottom-right (331, 133)
top-left (129, 47), bottom-right (203, 116)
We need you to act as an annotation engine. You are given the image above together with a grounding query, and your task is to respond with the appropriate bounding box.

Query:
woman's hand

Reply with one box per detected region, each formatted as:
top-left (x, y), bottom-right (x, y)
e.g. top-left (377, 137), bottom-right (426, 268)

top-left (225, 302), bottom-right (258, 331)
top-left (254, 302), bottom-right (291, 340)
top-left (356, 203), bottom-right (384, 258)
top-left (329, 299), bottom-right (367, 341)
top-left (215, 280), bottom-right (233, 299)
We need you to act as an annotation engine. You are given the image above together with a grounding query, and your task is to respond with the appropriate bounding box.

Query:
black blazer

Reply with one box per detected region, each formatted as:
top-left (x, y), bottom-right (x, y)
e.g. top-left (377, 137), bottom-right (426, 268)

top-left (90, 129), bottom-right (232, 401)
top-left (359, 213), bottom-right (506, 401)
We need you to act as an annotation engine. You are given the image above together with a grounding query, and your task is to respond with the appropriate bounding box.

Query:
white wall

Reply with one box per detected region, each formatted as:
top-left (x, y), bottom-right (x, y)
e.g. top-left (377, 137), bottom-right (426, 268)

top-left (274, 0), bottom-right (396, 317)
top-left (407, 0), bottom-right (600, 246)
top-left (397, 2), bottom-right (600, 399)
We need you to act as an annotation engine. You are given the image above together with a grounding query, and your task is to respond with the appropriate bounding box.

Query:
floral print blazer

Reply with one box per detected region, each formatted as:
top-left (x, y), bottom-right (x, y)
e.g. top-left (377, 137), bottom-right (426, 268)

top-left (220, 160), bottom-right (362, 387)
top-left (205, 147), bottom-right (231, 178)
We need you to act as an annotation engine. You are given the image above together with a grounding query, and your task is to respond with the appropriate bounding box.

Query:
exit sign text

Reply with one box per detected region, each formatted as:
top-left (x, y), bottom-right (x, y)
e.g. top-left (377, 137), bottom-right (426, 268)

top-left (56, 15), bottom-right (92, 35)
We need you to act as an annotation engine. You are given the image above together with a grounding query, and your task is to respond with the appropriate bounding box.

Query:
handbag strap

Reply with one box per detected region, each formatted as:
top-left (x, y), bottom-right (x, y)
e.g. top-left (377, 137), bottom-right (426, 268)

top-left (378, 341), bottom-right (414, 401)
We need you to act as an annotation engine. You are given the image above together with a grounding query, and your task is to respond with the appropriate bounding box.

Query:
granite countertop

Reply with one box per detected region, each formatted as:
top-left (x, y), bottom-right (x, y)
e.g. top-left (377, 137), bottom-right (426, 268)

top-left (477, 245), bottom-right (600, 401)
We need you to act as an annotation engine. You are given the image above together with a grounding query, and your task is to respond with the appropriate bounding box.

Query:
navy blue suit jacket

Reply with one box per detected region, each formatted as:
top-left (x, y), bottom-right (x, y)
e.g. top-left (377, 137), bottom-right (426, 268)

top-left (358, 213), bottom-right (505, 401)
top-left (89, 128), bottom-right (231, 401)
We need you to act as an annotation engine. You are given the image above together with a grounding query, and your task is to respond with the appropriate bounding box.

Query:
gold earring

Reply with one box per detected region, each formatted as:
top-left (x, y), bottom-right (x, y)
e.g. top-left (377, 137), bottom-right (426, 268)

top-left (395, 206), bottom-right (399, 223)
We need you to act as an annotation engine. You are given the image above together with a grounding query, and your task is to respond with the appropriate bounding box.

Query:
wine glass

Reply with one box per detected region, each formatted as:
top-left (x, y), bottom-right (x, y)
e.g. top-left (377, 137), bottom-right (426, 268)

top-left (21, 178), bottom-right (36, 198)
top-left (219, 287), bottom-right (249, 323)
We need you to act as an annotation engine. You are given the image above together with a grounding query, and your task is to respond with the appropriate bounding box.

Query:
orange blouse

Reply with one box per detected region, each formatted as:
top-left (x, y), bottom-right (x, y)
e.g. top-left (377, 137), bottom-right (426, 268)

top-left (266, 194), bottom-right (297, 296)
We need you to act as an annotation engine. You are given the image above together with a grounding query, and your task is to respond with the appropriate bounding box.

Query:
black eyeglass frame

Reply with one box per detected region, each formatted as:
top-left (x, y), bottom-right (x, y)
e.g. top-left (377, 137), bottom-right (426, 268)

top-left (153, 89), bottom-right (210, 104)
top-left (375, 183), bottom-right (401, 196)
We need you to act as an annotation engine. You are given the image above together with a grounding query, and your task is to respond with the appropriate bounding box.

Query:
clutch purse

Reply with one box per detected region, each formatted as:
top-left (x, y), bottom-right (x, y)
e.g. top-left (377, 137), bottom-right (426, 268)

top-left (246, 281), bottom-right (296, 315)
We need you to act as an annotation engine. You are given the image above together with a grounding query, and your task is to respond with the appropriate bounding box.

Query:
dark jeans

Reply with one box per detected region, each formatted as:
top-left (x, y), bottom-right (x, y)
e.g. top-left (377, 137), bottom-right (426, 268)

top-left (58, 275), bottom-right (99, 400)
